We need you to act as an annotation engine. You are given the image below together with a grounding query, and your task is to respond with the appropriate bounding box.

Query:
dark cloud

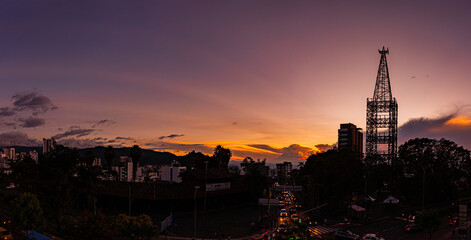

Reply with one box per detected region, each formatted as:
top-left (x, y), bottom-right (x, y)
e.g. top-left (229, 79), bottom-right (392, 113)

top-left (146, 141), bottom-right (212, 154)
top-left (11, 91), bottom-right (57, 115)
top-left (92, 119), bottom-right (116, 128)
top-left (0, 132), bottom-right (40, 146)
top-left (19, 117), bottom-right (46, 128)
top-left (246, 144), bottom-right (316, 163)
top-left (92, 137), bottom-right (107, 141)
top-left (398, 111), bottom-right (471, 149)
top-left (315, 144), bottom-right (335, 153)
top-left (57, 137), bottom-right (125, 149)
top-left (0, 107), bottom-right (16, 117)
top-left (2, 122), bottom-right (17, 128)
top-left (398, 114), bottom-right (454, 142)
top-left (158, 134), bottom-right (184, 140)
top-left (115, 136), bottom-right (135, 140)
top-left (52, 128), bottom-right (95, 139)
top-left (248, 144), bottom-right (282, 153)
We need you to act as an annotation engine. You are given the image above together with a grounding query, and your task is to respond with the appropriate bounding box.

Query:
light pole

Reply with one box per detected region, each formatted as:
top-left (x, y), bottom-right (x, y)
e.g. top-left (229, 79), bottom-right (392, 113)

top-left (420, 165), bottom-right (426, 210)
top-left (203, 161), bottom-right (208, 211)
top-left (194, 186), bottom-right (200, 239)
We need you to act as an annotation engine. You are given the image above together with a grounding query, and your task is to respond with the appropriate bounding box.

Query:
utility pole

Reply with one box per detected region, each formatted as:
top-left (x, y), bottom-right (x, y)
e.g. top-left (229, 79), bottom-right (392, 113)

top-left (203, 161), bottom-right (208, 211)
top-left (194, 186), bottom-right (200, 239)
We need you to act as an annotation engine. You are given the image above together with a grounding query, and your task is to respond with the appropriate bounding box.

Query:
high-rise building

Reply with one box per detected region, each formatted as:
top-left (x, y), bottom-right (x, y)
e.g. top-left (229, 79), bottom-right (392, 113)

top-left (2, 148), bottom-right (15, 160)
top-left (29, 150), bottom-right (39, 163)
top-left (276, 162), bottom-right (292, 180)
top-left (114, 156), bottom-right (142, 182)
top-left (338, 123), bottom-right (363, 156)
top-left (43, 138), bottom-right (56, 154)
top-left (366, 47), bottom-right (398, 165)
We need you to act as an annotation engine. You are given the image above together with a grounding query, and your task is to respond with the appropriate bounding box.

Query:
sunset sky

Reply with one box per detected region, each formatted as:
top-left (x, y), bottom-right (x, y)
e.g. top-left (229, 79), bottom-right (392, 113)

top-left (1, 1), bottom-right (471, 162)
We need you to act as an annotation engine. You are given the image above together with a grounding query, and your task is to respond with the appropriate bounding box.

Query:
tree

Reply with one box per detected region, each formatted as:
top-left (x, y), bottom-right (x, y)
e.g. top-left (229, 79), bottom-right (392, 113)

top-left (82, 150), bottom-right (96, 167)
top-left (417, 210), bottom-right (441, 240)
top-left (115, 214), bottom-right (156, 239)
top-left (397, 138), bottom-right (471, 204)
top-left (240, 157), bottom-right (270, 197)
top-left (104, 146), bottom-right (116, 170)
top-left (299, 150), bottom-right (364, 207)
top-left (10, 192), bottom-right (45, 232)
top-left (130, 145), bottom-right (142, 182)
top-left (212, 145), bottom-right (232, 169)
top-left (76, 211), bottom-right (116, 240)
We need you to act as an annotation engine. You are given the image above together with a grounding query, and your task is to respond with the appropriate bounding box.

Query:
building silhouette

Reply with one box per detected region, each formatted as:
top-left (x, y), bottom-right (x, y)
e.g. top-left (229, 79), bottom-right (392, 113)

top-left (43, 138), bottom-right (56, 154)
top-left (338, 123), bottom-right (363, 156)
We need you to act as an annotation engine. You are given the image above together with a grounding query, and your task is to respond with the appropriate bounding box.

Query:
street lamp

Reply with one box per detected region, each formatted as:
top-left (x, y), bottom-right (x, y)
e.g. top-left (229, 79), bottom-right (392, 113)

top-left (194, 186), bottom-right (200, 238)
top-left (204, 161), bottom-right (208, 211)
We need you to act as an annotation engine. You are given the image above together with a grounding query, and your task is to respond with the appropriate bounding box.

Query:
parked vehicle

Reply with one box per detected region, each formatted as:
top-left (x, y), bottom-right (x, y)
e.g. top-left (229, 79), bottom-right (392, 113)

top-left (449, 216), bottom-right (459, 225)
top-left (404, 223), bottom-right (420, 232)
top-left (280, 209), bottom-right (288, 218)
top-left (362, 233), bottom-right (385, 240)
top-left (335, 230), bottom-right (360, 240)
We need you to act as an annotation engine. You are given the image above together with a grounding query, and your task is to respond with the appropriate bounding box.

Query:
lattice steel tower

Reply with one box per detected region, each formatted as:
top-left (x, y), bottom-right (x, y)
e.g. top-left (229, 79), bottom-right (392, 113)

top-left (366, 47), bottom-right (398, 164)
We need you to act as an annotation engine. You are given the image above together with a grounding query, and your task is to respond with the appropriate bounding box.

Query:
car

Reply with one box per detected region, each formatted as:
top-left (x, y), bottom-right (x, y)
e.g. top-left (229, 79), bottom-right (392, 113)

top-left (0, 217), bottom-right (11, 227)
top-left (0, 227), bottom-right (13, 240)
top-left (362, 233), bottom-right (385, 240)
top-left (291, 214), bottom-right (300, 223)
top-left (277, 222), bottom-right (289, 233)
top-left (449, 216), bottom-right (459, 225)
top-left (404, 223), bottom-right (420, 232)
top-left (334, 230), bottom-right (360, 240)
top-left (280, 209), bottom-right (288, 218)
top-left (336, 217), bottom-right (351, 226)
top-left (289, 206), bottom-right (296, 214)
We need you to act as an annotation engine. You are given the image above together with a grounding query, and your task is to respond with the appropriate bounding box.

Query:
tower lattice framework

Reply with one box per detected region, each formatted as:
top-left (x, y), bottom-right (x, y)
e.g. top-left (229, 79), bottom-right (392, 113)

top-left (366, 47), bottom-right (398, 164)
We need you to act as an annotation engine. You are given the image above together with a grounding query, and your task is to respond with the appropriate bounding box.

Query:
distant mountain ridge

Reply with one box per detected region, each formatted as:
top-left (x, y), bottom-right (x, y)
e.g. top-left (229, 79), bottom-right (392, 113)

top-left (1, 145), bottom-right (178, 166)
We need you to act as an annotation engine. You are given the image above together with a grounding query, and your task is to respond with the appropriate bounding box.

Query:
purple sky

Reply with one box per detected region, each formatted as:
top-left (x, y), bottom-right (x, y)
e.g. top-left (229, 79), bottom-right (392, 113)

top-left (1, 1), bottom-right (471, 162)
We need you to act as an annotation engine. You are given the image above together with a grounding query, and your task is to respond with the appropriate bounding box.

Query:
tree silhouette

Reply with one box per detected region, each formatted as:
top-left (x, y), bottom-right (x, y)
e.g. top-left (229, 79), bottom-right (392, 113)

top-left (104, 146), bottom-right (116, 170)
top-left (397, 138), bottom-right (471, 204)
top-left (10, 192), bottom-right (45, 232)
top-left (417, 210), bottom-right (441, 240)
top-left (130, 145), bottom-right (142, 182)
top-left (83, 150), bottom-right (95, 167)
top-left (212, 145), bottom-right (231, 169)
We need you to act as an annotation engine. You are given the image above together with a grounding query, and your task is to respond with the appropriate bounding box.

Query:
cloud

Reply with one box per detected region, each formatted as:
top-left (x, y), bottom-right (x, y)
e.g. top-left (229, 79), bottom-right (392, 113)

top-left (2, 122), bottom-right (17, 128)
top-left (52, 128), bottom-right (95, 139)
top-left (11, 91), bottom-right (57, 115)
top-left (92, 119), bottom-right (116, 128)
top-left (19, 117), bottom-right (46, 128)
top-left (315, 144), bottom-right (335, 152)
top-left (145, 141), bottom-right (213, 155)
top-left (115, 136), bottom-right (135, 141)
top-left (0, 107), bottom-right (16, 117)
top-left (245, 144), bottom-right (317, 163)
top-left (0, 91), bottom-right (57, 129)
top-left (0, 132), bottom-right (40, 146)
top-left (398, 110), bottom-right (471, 149)
top-left (158, 134), bottom-right (184, 140)
top-left (247, 144), bottom-right (282, 153)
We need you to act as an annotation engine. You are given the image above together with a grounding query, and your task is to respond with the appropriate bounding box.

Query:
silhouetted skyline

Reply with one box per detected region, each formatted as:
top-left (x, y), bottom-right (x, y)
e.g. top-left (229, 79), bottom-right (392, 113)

top-left (1, 1), bottom-right (471, 162)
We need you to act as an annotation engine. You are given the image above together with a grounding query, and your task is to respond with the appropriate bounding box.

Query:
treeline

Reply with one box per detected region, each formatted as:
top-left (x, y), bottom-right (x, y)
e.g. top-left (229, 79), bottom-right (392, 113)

top-left (6, 144), bottom-right (157, 239)
top-left (292, 137), bottom-right (471, 210)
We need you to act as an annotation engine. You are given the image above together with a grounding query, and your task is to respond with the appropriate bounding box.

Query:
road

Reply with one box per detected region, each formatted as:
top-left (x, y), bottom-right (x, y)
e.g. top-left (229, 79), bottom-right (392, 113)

top-left (350, 216), bottom-right (456, 240)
